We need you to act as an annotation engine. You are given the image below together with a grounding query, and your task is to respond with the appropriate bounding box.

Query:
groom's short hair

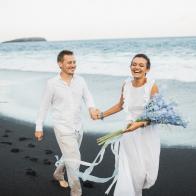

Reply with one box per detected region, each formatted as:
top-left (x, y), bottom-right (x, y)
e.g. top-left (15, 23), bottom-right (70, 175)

top-left (57, 50), bottom-right (74, 62)
top-left (132, 54), bottom-right (151, 69)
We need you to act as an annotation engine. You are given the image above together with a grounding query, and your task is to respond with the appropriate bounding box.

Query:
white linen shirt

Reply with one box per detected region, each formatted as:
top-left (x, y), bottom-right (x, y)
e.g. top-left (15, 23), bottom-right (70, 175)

top-left (35, 74), bottom-right (95, 132)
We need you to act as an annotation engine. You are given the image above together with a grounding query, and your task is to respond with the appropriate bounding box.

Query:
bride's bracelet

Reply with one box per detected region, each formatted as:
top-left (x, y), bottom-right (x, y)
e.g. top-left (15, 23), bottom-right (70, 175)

top-left (98, 112), bottom-right (104, 120)
top-left (142, 121), bottom-right (149, 127)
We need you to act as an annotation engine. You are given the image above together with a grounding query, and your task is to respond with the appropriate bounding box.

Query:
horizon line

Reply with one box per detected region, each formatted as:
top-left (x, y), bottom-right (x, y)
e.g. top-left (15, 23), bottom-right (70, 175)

top-left (1, 35), bottom-right (196, 43)
top-left (49, 35), bottom-right (196, 42)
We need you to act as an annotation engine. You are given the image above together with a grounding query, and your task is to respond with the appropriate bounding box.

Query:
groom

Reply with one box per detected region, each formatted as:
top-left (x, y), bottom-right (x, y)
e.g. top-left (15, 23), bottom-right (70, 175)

top-left (34, 50), bottom-right (98, 196)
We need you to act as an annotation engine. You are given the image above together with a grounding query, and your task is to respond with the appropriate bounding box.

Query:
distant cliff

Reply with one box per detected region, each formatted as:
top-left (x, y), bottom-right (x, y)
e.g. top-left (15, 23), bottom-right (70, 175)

top-left (2, 37), bottom-right (47, 43)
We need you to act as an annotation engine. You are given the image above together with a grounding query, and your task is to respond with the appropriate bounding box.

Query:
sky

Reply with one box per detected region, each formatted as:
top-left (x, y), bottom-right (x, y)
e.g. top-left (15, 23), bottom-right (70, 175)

top-left (0, 0), bottom-right (196, 42)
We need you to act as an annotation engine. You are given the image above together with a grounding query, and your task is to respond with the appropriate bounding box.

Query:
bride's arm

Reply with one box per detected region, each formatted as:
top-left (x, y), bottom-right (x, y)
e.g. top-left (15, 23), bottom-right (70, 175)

top-left (101, 94), bottom-right (124, 118)
top-left (98, 85), bottom-right (124, 119)
top-left (151, 83), bottom-right (159, 96)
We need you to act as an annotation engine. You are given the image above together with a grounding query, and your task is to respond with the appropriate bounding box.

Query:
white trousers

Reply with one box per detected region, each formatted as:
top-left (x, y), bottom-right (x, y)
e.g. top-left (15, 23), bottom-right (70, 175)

top-left (53, 124), bottom-right (83, 191)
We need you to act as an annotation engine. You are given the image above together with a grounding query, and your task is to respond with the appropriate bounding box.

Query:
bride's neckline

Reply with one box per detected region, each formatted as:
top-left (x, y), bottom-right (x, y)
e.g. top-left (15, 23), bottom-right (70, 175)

top-left (131, 78), bottom-right (147, 88)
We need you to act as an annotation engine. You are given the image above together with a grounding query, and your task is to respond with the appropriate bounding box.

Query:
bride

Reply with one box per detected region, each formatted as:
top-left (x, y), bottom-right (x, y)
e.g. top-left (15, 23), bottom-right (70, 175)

top-left (97, 54), bottom-right (160, 196)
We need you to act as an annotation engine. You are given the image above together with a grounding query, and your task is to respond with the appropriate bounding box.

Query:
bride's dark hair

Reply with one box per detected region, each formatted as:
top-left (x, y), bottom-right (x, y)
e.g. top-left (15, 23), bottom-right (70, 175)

top-left (131, 54), bottom-right (151, 69)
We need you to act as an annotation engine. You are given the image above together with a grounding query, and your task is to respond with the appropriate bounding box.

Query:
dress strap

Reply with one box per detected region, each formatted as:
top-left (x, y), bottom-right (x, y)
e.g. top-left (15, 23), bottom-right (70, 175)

top-left (144, 78), bottom-right (155, 104)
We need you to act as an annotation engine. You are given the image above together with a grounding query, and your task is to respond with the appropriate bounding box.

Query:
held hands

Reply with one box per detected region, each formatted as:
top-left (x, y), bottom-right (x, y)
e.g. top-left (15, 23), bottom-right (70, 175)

top-left (89, 108), bottom-right (101, 120)
top-left (34, 131), bottom-right (44, 141)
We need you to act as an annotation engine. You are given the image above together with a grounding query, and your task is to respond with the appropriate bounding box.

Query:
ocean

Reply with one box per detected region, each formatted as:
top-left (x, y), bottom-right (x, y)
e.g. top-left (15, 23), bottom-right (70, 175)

top-left (0, 37), bottom-right (196, 147)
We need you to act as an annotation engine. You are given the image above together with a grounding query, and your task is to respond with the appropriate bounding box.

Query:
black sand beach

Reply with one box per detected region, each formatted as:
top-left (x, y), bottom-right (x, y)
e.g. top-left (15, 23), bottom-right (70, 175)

top-left (0, 116), bottom-right (196, 196)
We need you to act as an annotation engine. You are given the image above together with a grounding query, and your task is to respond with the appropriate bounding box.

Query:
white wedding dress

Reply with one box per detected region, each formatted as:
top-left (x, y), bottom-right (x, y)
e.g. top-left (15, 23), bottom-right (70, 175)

top-left (114, 78), bottom-right (160, 196)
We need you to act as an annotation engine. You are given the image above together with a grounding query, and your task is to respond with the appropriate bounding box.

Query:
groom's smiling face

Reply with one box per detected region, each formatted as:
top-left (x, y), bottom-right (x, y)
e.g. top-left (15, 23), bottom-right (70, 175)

top-left (58, 55), bottom-right (76, 75)
top-left (130, 57), bottom-right (149, 79)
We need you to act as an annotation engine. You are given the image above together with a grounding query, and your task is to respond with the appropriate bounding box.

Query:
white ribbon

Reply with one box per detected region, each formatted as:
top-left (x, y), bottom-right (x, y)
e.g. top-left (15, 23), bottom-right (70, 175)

top-left (54, 136), bottom-right (121, 195)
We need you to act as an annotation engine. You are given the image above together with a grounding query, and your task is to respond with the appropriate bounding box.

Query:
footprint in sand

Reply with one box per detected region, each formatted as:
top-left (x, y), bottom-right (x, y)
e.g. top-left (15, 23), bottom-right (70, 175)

top-left (27, 143), bottom-right (35, 148)
top-left (43, 159), bottom-right (52, 165)
top-left (24, 156), bottom-right (38, 162)
top-left (2, 134), bottom-right (9, 138)
top-left (0, 141), bottom-right (12, 145)
top-left (45, 149), bottom-right (53, 155)
top-left (19, 137), bottom-right (32, 141)
top-left (10, 148), bottom-right (21, 153)
top-left (29, 157), bottom-right (38, 162)
top-left (5, 129), bottom-right (12, 133)
top-left (25, 168), bottom-right (37, 177)
top-left (50, 179), bottom-right (59, 185)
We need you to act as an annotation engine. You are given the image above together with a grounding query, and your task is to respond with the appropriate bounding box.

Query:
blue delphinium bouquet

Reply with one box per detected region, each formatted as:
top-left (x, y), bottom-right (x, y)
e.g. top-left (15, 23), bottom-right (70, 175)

top-left (135, 93), bottom-right (187, 127)
top-left (97, 93), bottom-right (187, 146)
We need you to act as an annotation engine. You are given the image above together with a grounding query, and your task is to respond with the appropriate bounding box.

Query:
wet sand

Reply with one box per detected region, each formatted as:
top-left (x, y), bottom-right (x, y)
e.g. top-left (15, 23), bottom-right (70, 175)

top-left (0, 117), bottom-right (196, 196)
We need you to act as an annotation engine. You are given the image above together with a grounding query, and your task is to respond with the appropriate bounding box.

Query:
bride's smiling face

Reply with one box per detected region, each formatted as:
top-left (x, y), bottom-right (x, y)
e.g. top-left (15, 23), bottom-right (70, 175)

top-left (130, 57), bottom-right (149, 79)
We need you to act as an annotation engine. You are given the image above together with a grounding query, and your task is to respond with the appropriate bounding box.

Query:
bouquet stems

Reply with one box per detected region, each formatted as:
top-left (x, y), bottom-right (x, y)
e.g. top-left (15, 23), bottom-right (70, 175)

top-left (97, 129), bottom-right (124, 146)
top-left (96, 121), bottom-right (148, 146)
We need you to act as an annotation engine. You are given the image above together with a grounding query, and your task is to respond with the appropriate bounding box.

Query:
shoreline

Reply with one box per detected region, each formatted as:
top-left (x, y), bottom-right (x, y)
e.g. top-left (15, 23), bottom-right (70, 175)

top-left (1, 115), bottom-right (195, 149)
top-left (1, 117), bottom-right (196, 195)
